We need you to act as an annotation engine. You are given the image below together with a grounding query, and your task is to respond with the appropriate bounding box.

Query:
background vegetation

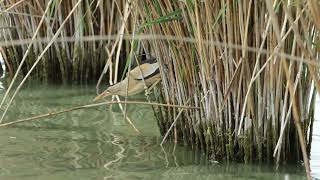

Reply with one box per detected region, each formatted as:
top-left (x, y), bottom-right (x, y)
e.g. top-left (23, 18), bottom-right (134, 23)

top-left (0, 0), bottom-right (320, 178)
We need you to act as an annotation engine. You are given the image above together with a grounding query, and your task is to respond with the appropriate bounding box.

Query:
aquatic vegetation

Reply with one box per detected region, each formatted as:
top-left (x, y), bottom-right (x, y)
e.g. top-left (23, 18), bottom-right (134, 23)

top-left (0, 1), bottom-right (319, 179)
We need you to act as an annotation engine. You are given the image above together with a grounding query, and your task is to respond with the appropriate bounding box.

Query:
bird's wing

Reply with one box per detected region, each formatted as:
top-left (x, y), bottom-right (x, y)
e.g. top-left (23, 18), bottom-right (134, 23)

top-left (130, 63), bottom-right (159, 80)
top-left (135, 68), bottom-right (160, 80)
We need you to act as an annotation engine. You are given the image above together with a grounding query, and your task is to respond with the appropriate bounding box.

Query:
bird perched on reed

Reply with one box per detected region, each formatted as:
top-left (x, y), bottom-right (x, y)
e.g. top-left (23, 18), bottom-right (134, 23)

top-left (93, 59), bottom-right (161, 101)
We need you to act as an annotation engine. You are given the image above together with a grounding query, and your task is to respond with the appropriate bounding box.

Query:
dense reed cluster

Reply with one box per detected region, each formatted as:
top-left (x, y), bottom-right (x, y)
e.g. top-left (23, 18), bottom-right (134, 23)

top-left (135, 0), bottom-right (320, 165)
top-left (1, 0), bottom-right (320, 172)
top-left (0, 0), bottom-right (133, 84)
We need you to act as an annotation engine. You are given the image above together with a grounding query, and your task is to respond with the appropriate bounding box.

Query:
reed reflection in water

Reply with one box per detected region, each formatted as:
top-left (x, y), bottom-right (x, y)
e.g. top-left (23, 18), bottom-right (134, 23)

top-left (0, 86), bottom-right (308, 179)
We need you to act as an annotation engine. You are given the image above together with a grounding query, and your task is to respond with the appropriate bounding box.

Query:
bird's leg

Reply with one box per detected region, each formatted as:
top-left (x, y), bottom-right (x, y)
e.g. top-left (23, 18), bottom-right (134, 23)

top-left (144, 79), bottom-right (161, 96)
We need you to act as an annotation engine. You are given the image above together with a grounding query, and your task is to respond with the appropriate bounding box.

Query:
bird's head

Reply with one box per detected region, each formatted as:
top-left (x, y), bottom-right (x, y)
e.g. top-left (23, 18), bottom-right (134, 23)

top-left (93, 89), bottom-right (112, 101)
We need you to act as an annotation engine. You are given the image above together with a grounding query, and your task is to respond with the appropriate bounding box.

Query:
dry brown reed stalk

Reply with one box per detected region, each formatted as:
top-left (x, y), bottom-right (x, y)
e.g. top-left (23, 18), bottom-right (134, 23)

top-left (0, 0), bottom-right (132, 126)
top-left (0, 0), bottom-right (130, 84)
top-left (0, 100), bottom-right (200, 128)
top-left (0, 0), bottom-right (55, 120)
top-left (132, 0), bottom-right (319, 173)
top-left (0, 0), bottom-right (84, 124)
top-left (307, 0), bottom-right (320, 31)
top-left (0, 0), bottom-right (319, 177)
top-left (0, 47), bottom-right (13, 78)
top-left (0, 34), bottom-right (319, 66)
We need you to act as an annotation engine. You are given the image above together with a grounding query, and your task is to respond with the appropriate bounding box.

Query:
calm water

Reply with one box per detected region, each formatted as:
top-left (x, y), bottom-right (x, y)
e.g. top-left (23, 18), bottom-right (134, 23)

top-left (0, 85), bottom-right (315, 180)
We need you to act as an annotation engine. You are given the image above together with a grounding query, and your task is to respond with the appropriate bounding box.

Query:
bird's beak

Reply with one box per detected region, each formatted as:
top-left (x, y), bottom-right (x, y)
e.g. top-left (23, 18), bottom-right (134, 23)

top-left (93, 90), bottom-right (111, 102)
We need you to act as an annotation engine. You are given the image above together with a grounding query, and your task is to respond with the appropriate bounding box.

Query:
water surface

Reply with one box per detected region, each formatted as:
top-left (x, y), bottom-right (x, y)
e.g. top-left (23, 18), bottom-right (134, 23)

top-left (0, 86), bottom-right (312, 179)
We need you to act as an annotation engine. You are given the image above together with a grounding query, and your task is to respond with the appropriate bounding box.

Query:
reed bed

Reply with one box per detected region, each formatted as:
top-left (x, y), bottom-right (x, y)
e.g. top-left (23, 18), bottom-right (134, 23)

top-left (133, 0), bottom-right (320, 167)
top-left (0, 0), bottom-right (320, 177)
top-left (0, 0), bottom-right (132, 84)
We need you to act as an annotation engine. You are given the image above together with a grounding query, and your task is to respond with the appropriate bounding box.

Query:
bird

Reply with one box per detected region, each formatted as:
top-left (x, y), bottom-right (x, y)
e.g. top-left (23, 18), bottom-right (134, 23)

top-left (93, 58), bottom-right (161, 101)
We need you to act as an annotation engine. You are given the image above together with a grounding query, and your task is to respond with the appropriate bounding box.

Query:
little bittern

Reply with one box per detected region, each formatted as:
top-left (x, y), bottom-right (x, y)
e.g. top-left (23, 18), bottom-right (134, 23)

top-left (93, 59), bottom-right (161, 101)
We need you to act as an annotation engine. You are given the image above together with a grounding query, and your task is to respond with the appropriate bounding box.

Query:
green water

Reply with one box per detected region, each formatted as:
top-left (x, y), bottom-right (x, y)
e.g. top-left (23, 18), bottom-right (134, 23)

top-left (0, 86), bottom-right (307, 180)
